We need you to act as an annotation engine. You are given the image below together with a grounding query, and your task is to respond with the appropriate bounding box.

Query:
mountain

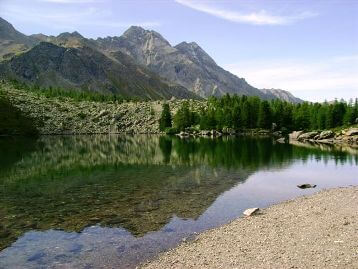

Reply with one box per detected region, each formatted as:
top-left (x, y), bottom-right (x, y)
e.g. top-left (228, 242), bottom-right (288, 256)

top-left (0, 42), bottom-right (198, 99)
top-left (261, 88), bottom-right (303, 103)
top-left (0, 17), bottom-right (302, 102)
top-left (98, 27), bottom-right (263, 98)
top-left (98, 26), bottom-right (302, 102)
top-left (0, 17), bottom-right (36, 61)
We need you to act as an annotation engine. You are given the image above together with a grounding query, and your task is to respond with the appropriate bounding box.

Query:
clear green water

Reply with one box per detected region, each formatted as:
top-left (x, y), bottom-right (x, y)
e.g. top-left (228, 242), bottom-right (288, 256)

top-left (0, 135), bottom-right (357, 268)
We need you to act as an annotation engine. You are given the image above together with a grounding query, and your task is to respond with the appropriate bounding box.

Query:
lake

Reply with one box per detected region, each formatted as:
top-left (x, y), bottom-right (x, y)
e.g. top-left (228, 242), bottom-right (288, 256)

top-left (0, 135), bottom-right (357, 268)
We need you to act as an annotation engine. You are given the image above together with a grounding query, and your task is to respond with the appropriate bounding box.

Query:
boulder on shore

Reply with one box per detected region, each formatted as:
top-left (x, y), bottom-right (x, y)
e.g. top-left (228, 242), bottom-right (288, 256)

top-left (243, 208), bottom-right (260, 216)
top-left (345, 128), bottom-right (358, 136)
top-left (319, 130), bottom-right (334, 140)
top-left (289, 131), bottom-right (304, 140)
top-left (297, 132), bottom-right (319, 141)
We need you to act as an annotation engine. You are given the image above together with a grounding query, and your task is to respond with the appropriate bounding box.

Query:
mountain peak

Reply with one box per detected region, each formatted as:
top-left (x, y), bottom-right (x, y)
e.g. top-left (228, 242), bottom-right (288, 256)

top-left (120, 26), bottom-right (172, 54)
top-left (0, 16), bottom-right (35, 52)
top-left (123, 26), bottom-right (169, 45)
top-left (0, 17), bottom-right (14, 30)
top-left (0, 17), bottom-right (19, 39)
top-left (175, 41), bottom-right (200, 50)
top-left (123, 26), bottom-right (146, 36)
top-left (175, 41), bottom-right (216, 66)
top-left (57, 31), bottom-right (84, 39)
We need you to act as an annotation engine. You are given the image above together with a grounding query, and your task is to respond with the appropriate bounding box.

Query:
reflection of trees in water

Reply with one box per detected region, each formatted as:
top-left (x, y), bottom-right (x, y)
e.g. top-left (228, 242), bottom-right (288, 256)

top-left (169, 136), bottom-right (357, 169)
top-left (0, 135), bottom-right (357, 251)
top-left (1, 135), bottom-right (356, 184)
top-left (159, 136), bottom-right (172, 164)
top-left (0, 137), bottom-right (40, 174)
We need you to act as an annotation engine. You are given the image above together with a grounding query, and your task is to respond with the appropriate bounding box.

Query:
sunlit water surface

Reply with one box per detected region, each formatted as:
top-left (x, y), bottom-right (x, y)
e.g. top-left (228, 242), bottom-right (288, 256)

top-left (0, 135), bottom-right (357, 268)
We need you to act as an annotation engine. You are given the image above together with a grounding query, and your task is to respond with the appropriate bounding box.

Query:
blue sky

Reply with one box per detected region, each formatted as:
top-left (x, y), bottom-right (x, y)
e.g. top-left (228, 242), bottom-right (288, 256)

top-left (0, 0), bottom-right (357, 101)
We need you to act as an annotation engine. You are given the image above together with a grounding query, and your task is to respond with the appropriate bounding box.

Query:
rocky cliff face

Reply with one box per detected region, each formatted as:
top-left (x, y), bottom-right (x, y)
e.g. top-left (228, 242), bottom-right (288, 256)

top-left (107, 27), bottom-right (268, 99)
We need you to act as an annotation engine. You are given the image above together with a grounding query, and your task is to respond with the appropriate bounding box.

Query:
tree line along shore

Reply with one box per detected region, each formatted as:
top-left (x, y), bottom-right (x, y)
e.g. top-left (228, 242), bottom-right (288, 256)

top-left (0, 80), bottom-right (357, 144)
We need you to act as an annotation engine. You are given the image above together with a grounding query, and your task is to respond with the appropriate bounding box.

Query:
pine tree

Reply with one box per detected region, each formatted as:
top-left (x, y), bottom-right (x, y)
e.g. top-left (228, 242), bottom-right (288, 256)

top-left (241, 101), bottom-right (251, 129)
top-left (257, 101), bottom-right (272, 129)
top-left (159, 103), bottom-right (172, 131)
top-left (232, 104), bottom-right (241, 129)
top-left (173, 102), bottom-right (192, 131)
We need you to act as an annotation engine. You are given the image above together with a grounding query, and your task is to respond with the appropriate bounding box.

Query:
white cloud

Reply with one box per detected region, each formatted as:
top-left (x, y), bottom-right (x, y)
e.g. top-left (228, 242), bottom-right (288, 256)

top-left (175, 0), bottom-right (317, 25)
top-left (38, 0), bottom-right (101, 3)
top-left (225, 55), bottom-right (358, 102)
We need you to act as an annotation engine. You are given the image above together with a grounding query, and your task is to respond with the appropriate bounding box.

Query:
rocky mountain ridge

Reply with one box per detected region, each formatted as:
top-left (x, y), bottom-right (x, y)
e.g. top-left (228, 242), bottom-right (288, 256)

top-left (0, 17), bottom-right (303, 102)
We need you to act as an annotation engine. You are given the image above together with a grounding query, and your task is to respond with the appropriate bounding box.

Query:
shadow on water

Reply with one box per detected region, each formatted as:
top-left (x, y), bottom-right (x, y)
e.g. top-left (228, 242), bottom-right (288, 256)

top-left (0, 135), bottom-right (357, 268)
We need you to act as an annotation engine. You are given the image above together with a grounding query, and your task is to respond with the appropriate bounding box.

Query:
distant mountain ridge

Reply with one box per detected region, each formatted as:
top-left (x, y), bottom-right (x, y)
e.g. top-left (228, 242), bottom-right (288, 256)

top-left (0, 20), bottom-right (198, 100)
top-left (0, 17), bottom-right (36, 61)
top-left (0, 17), bottom-right (303, 102)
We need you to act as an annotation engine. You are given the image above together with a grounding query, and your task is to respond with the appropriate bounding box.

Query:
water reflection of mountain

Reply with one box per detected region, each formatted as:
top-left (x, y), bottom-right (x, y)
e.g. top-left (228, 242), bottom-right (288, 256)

top-left (0, 135), bottom-right (357, 251)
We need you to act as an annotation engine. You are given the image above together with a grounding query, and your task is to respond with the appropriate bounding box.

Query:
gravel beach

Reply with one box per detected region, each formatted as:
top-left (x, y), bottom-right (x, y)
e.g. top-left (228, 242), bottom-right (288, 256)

top-left (141, 186), bottom-right (358, 269)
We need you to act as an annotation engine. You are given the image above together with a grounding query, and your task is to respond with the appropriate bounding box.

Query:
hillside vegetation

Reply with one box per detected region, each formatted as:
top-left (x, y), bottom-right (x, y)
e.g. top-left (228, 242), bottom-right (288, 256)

top-left (0, 81), bottom-right (205, 135)
top-left (169, 94), bottom-right (358, 133)
top-left (0, 89), bottom-right (40, 136)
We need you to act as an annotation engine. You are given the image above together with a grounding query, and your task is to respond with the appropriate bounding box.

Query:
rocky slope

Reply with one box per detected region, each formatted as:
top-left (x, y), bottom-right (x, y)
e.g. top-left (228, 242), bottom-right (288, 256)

top-left (0, 17), bottom-right (302, 102)
top-left (0, 82), bottom-right (205, 135)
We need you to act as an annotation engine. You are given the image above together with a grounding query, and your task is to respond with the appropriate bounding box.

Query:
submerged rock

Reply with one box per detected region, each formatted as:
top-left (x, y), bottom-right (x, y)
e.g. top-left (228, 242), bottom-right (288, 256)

top-left (273, 131), bottom-right (283, 137)
top-left (297, 184), bottom-right (317, 189)
top-left (276, 138), bottom-right (286, 143)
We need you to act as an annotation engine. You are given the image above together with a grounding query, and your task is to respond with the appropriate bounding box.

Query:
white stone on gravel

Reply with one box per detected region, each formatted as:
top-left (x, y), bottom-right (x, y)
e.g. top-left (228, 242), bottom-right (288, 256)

top-left (243, 208), bottom-right (260, 216)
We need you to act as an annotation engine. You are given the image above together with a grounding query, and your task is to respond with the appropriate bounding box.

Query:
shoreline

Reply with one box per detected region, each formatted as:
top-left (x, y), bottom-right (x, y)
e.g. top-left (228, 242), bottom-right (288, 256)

top-left (1, 83), bottom-right (357, 147)
top-left (141, 186), bottom-right (358, 269)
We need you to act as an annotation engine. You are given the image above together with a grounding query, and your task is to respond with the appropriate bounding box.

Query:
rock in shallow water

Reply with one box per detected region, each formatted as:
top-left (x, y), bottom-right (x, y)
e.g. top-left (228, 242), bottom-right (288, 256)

top-left (276, 138), bottom-right (286, 143)
top-left (297, 184), bottom-right (317, 189)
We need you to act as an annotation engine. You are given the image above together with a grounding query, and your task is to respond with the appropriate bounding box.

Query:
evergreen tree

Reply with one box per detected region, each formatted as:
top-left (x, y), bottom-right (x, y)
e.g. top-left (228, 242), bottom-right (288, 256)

top-left (232, 104), bottom-right (241, 129)
top-left (173, 102), bottom-right (192, 131)
top-left (241, 100), bottom-right (251, 129)
top-left (159, 103), bottom-right (172, 131)
top-left (257, 101), bottom-right (272, 129)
